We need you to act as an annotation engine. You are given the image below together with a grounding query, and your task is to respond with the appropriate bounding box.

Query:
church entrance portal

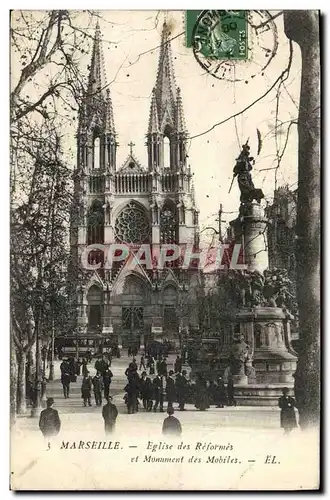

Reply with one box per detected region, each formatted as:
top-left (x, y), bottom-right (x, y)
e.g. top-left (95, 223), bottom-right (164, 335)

top-left (87, 285), bottom-right (103, 332)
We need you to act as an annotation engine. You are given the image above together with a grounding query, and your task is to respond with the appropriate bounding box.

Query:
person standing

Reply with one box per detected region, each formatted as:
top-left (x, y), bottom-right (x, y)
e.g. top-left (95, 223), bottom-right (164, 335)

top-left (149, 356), bottom-right (155, 375)
top-left (153, 374), bottom-right (164, 412)
top-left (174, 355), bottom-right (183, 374)
top-left (216, 377), bottom-right (227, 408)
top-left (75, 358), bottom-right (82, 376)
top-left (61, 369), bottom-right (71, 399)
top-left (158, 356), bottom-right (168, 377)
top-left (139, 354), bottom-right (146, 371)
top-left (81, 371), bottom-right (92, 407)
top-left (162, 407), bottom-right (182, 437)
top-left (86, 348), bottom-right (92, 363)
top-left (103, 368), bottom-right (113, 400)
top-left (60, 358), bottom-right (69, 375)
top-left (227, 375), bottom-right (235, 406)
top-left (176, 370), bottom-right (188, 411)
top-left (194, 375), bottom-right (209, 411)
top-left (82, 358), bottom-right (89, 377)
top-left (68, 357), bottom-right (76, 380)
top-left (92, 372), bottom-right (104, 406)
top-left (278, 387), bottom-right (298, 434)
top-left (102, 396), bottom-right (118, 435)
top-left (131, 357), bottom-right (138, 371)
top-left (39, 398), bottom-right (61, 442)
top-left (144, 377), bottom-right (154, 412)
top-left (124, 380), bottom-right (138, 414)
top-left (208, 380), bottom-right (218, 407)
top-left (165, 370), bottom-right (176, 410)
top-left (139, 371), bottom-right (147, 410)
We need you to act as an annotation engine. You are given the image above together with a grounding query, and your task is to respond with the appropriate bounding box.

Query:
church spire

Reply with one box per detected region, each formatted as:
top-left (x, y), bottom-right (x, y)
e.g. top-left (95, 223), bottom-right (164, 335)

top-left (78, 22), bottom-right (117, 172)
top-left (154, 22), bottom-right (177, 131)
top-left (148, 89), bottom-right (160, 134)
top-left (175, 87), bottom-right (187, 134)
top-left (146, 21), bottom-right (189, 171)
top-left (105, 88), bottom-right (116, 135)
top-left (87, 21), bottom-right (107, 99)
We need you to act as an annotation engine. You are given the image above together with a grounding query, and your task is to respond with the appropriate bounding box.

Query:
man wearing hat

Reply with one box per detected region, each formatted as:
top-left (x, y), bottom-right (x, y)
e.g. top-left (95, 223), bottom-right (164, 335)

top-left (102, 396), bottom-right (118, 435)
top-left (278, 387), bottom-right (298, 434)
top-left (39, 398), bottom-right (61, 438)
top-left (81, 371), bottom-right (92, 407)
top-left (165, 370), bottom-right (176, 411)
top-left (162, 407), bottom-right (182, 436)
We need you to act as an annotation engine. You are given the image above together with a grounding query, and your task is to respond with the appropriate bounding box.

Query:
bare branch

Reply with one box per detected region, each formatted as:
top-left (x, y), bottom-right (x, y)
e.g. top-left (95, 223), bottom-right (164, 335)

top-left (189, 40), bottom-right (294, 141)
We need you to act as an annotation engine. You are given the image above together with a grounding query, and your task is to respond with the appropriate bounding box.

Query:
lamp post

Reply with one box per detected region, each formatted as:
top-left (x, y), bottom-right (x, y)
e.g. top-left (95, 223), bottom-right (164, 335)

top-left (75, 330), bottom-right (79, 361)
top-left (45, 301), bottom-right (55, 381)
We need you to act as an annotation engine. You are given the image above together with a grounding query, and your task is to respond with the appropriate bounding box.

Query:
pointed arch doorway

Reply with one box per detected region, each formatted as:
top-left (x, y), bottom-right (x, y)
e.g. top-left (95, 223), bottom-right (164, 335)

top-left (163, 285), bottom-right (179, 339)
top-left (87, 284), bottom-right (103, 332)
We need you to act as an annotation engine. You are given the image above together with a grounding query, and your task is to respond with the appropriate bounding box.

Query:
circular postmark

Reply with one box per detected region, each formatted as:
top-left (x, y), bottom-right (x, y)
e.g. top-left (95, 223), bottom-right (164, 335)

top-left (192, 10), bottom-right (278, 82)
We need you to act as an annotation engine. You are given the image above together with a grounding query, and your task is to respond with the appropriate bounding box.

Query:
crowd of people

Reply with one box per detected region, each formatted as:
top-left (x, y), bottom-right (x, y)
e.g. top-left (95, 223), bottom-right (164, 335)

top-left (122, 352), bottom-right (236, 414)
top-left (60, 353), bottom-right (113, 406)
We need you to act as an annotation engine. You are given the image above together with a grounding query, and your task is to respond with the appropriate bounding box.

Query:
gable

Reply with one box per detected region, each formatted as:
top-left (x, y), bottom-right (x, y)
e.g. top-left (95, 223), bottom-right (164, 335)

top-left (118, 154), bottom-right (145, 174)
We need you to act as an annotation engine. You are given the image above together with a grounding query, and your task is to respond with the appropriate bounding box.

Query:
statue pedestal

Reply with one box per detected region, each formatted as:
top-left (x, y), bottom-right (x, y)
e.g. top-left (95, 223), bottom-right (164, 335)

top-left (230, 202), bottom-right (269, 273)
top-left (237, 307), bottom-right (297, 385)
top-left (232, 374), bottom-right (248, 386)
top-left (232, 384), bottom-right (295, 406)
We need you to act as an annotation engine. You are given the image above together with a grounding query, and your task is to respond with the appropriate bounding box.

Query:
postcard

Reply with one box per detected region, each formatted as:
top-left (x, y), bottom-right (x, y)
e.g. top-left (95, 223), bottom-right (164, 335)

top-left (10, 9), bottom-right (320, 490)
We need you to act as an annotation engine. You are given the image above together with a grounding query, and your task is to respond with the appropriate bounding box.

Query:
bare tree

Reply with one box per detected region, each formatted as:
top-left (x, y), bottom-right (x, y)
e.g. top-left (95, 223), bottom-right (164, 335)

top-left (283, 11), bottom-right (320, 428)
top-left (10, 10), bottom-right (101, 417)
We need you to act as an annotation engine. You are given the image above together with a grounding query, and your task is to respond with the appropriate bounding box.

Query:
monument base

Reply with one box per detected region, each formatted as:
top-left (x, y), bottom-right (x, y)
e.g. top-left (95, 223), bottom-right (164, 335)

top-left (233, 383), bottom-right (294, 406)
top-left (237, 307), bottom-right (298, 384)
top-left (232, 374), bottom-right (248, 385)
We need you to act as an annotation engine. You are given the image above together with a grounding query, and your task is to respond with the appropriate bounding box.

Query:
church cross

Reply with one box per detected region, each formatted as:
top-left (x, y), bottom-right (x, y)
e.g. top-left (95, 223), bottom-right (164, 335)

top-left (128, 141), bottom-right (135, 156)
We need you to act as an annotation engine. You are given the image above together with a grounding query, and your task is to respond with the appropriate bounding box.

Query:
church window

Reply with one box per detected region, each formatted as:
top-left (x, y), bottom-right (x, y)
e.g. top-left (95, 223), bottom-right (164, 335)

top-left (87, 200), bottom-right (104, 266)
top-left (114, 202), bottom-right (150, 244)
top-left (93, 136), bottom-right (100, 169)
top-left (164, 136), bottom-right (170, 169)
top-left (160, 202), bottom-right (177, 244)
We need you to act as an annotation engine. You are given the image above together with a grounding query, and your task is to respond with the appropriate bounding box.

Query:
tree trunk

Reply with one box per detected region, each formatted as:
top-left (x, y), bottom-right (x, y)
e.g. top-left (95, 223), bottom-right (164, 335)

top-left (16, 350), bottom-right (27, 415)
top-left (10, 338), bottom-right (17, 426)
top-left (284, 11), bottom-right (320, 428)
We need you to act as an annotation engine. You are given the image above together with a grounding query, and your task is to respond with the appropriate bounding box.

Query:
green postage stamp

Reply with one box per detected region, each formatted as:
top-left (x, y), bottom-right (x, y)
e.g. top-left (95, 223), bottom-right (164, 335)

top-left (186, 10), bottom-right (248, 60)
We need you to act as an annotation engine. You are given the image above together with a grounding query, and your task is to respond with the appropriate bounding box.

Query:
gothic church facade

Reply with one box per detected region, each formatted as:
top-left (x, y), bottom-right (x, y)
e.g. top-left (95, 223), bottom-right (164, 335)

top-left (69, 22), bottom-right (200, 348)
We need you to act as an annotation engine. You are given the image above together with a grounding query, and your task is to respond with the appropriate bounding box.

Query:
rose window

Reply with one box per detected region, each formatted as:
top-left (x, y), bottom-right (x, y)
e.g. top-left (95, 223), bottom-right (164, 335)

top-left (115, 202), bottom-right (150, 244)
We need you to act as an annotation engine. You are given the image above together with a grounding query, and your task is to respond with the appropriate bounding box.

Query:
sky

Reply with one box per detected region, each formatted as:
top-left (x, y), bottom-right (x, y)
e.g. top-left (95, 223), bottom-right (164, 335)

top-left (93, 10), bottom-right (301, 234)
top-left (11, 10), bottom-right (301, 238)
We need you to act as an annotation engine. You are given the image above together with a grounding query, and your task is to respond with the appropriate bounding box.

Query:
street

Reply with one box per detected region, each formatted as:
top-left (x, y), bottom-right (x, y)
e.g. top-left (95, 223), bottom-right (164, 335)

top-left (15, 352), bottom-right (285, 433)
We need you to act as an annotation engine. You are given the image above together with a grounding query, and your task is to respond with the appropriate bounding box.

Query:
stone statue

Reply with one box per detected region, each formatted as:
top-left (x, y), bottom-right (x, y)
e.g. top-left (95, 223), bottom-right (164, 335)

top-left (230, 334), bottom-right (249, 376)
top-left (226, 268), bottom-right (297, 313)
top-left (233, 142), bottom-right (264, 204)
top-left (105, 201), bottom-right (111, 224)
top-left (245, 353), bottom-right (256, 383)
top-left (229, 269), bottom-right (252, 307)
top-left (250, 270), bottom-right (265, 306)
top-left (263, 270), bottom-right (279, 307)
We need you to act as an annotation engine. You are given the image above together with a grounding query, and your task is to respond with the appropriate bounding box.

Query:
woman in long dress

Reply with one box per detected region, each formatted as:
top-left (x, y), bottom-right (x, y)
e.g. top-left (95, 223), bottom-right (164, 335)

top-left (194, 375), bottom-right (209, 411)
